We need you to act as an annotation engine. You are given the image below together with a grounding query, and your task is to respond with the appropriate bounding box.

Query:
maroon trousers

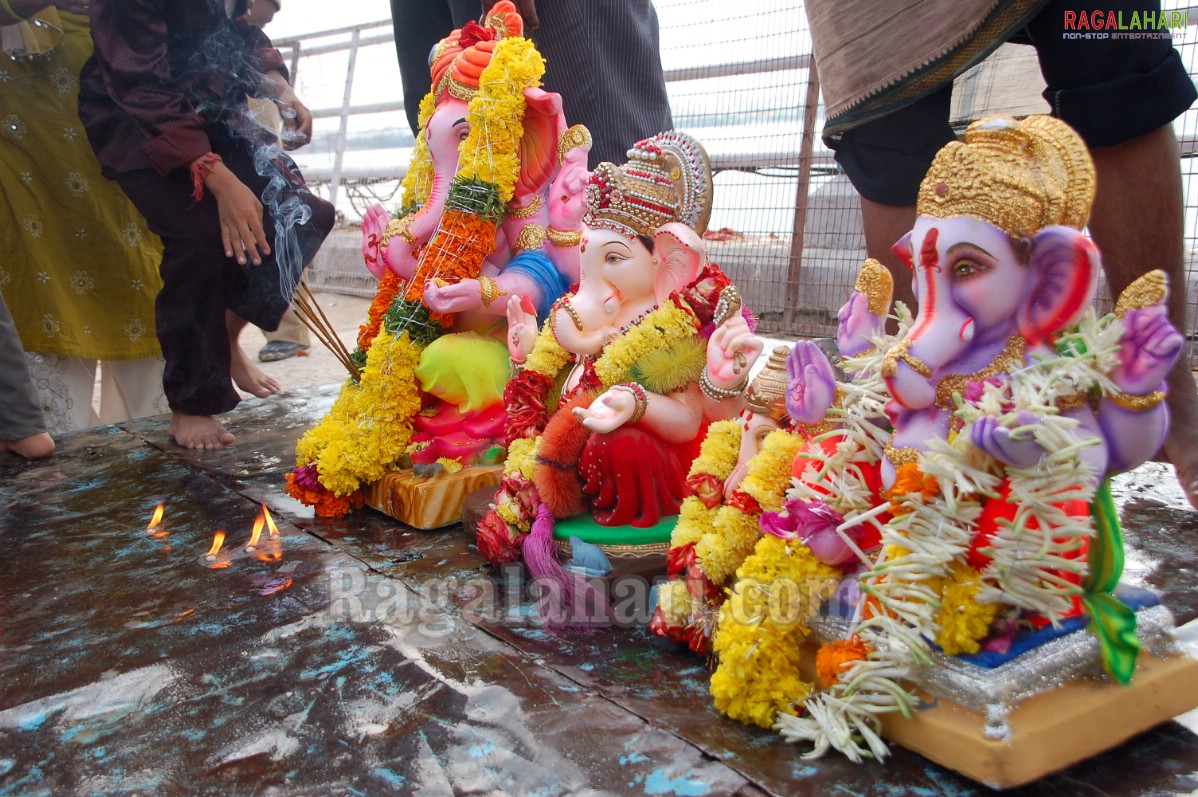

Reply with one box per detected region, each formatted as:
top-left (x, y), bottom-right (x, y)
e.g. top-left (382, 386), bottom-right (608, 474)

top-left (116, 138), bottom-right (334, 416)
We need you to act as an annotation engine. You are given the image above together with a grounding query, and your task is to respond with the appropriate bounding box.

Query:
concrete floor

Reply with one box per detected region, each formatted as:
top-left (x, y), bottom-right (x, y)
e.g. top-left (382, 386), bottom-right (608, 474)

top-left (9, 283), bottom-right (1198, 795)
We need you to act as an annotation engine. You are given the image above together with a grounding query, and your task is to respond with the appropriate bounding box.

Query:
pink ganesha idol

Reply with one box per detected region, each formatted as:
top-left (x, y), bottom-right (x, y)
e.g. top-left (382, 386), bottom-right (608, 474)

top-left (358, 0), bottom-right (588, 468)
top-left (478, 131), bottom-right (764, 570)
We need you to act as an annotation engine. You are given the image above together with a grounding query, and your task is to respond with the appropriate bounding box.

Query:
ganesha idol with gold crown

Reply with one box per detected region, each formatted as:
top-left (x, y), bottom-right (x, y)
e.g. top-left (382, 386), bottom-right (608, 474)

top-left (654, 115), bottom-right (1198, 788)
top-left (288, 2), bottom-right (595, 525)
top-left (476, 131), bottom-right (765, 576)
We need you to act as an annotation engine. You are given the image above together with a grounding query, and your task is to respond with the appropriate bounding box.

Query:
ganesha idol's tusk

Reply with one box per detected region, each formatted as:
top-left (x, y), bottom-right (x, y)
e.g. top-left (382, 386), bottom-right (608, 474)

top-left (713, 286), bottom-right (748, 374)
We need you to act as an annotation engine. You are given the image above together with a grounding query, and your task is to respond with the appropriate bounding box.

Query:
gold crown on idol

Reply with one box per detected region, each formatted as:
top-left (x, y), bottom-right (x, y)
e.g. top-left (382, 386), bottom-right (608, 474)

top-left (744, 345), bottom-right (791, 423)
top-left (916, 115), bottom-right (1095, 236)
top-left (584, 131), bottom-right (713, 239)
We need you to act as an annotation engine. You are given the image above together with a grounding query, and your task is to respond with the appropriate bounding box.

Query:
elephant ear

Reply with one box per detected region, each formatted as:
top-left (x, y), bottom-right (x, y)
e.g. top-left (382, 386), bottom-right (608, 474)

top-left (515, 87), bottom-right (567, 200)
top-left (654, 223), bottom-right (707, 304)
top-left (1017, 225), bottom-right (1100, 346)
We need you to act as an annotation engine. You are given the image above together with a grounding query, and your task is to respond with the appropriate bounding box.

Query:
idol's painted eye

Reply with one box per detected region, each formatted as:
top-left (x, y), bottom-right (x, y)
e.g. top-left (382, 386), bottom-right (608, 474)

top-left (953, 260), bottom-right (986, 279)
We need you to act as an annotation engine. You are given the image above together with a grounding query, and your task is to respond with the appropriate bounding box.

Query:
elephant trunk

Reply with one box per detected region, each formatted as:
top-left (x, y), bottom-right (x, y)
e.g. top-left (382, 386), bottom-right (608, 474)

top-left (407, 168), bottom-right (450, 243)
top-left (883, 229), bottom-right (975, 409)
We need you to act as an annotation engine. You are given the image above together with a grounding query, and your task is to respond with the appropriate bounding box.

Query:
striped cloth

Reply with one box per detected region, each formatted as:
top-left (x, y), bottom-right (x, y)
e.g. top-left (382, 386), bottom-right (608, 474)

top-left (531, 0), bottom-right (674, 168)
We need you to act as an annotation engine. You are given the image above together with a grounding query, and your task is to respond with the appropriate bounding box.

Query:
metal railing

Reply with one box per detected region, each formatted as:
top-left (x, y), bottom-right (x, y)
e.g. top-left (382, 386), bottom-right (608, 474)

top-left (273, 3), bottom-right (1198, 349)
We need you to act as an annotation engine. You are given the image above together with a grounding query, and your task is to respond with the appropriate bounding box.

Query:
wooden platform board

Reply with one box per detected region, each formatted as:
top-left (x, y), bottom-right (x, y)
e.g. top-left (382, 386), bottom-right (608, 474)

top-left (876, 652), bottom-right (1198, 789)
top-left (366, 465), bottom-right (503, 529)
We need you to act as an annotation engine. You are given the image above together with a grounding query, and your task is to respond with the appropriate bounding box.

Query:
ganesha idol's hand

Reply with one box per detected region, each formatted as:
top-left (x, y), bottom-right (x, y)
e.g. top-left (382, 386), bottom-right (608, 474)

top-left (786, 340), bottom-right (837, 424)
top-left (573, 388), bottom-right (636, 434)
top-left (360, 204), bottom-right (390, 279)
top-left (1110, 304), bottom-right (1183, 396)
top-left (424, 278), bottom-right (484, 314)
top-left (706, 314), bottom-right (764, 387)
top-left (506, 295), bottom-right (538, 364)
top-left (548, 140), bottom-right (590, 234)
top-left (971, 412), bottom-right (1046, 469)
top-left (836, 292), bottom-right (882, 357)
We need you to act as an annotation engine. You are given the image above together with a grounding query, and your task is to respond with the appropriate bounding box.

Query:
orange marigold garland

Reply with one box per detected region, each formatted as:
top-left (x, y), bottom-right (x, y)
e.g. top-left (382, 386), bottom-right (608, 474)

top-left (358, 268), bottom-right (405, 352)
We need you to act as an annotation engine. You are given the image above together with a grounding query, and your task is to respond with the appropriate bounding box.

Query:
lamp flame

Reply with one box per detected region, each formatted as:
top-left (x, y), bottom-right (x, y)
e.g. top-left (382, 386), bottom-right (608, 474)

top-left (263, 504), bottom-right (280, 538)
top-left (247, 513), bottom-right (264, 550)
top-left (147, 503), bottom-right (165, 536)
top-left (206, 530), bottom-right (226, 560)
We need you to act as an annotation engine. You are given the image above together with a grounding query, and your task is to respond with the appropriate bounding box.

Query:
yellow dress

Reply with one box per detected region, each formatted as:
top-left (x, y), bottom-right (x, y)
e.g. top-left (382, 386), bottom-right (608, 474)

top-left (0, 9), bottom-right (162, 361)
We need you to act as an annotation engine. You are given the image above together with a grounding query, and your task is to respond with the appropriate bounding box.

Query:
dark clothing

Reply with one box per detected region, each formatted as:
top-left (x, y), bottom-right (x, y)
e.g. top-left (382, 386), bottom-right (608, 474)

top-left (79, 0), bottom-right (334, 416)
top-left (831, 0), bottom-right (1197, 206)
top-left (79, 0), bottom-right (286, 177)
top-left (390, 0), bottom-right (674, 168)
top-left (390, 0), bottom-right (478, 138)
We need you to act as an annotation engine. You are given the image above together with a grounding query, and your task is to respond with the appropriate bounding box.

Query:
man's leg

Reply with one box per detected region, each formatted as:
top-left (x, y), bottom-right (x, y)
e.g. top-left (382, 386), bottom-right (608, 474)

top-left (831, 84), bottom-right (956, 327)
top-left (259, 304), bottom-right (311, 362)
top-left (1087, 125), bottom-right (1198, 508)
top-left (860, 198), bottom-right (917, 317)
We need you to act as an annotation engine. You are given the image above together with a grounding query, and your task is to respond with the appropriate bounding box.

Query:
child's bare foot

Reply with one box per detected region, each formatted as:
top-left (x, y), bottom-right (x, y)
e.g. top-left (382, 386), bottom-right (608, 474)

top-left (169, 412), bottom-right (235, 450)
top-left (230, 344), bottom-right (280, 398)
top-left (0, 432), bottom-right (54, 459)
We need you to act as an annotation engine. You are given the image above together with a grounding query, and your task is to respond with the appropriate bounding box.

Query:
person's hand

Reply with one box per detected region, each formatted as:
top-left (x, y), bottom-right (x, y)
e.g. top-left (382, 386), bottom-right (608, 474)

top-left (481, 0), bottom-right (538, 28)
top-left (203, 161), bottom-right (269, 266)
top-left (424, 278), bottom-right (484, 314)
top-left (277, 93), bottom-right (312, 150)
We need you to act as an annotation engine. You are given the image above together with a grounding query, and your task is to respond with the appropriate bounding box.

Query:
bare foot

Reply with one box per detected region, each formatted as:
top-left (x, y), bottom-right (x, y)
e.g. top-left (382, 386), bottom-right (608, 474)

top-left (0, 432), bottom-right (54, 460)
top-left (230, 343), bottom-right (280, 398)
top-left (169, 412), bottom-right (235, 450)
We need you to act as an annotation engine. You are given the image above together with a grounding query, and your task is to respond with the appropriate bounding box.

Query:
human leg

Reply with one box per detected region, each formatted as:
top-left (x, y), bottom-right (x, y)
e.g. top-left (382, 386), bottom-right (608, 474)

top-left (96, 357), bottom-right (167, 424)
top-left (0, 293), bottom-right (53, 459)
top-left (830, 84), bottom-right (957, 322)
top-left (24, 353), bottom-right (97, 434)
top-left (227, 309), bottom-right (280, 398)
top-left (531, 0), bottom-right (673, 167)
top-left (115, 168), bottom-right (242, 449)
top-left (390, 0), bottom-right (479, 137)
top-left (1087, 126), bottom-right (1198, 508)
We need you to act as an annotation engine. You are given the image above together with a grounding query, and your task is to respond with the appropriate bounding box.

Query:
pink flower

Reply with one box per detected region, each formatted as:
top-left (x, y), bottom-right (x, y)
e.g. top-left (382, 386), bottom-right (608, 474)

top-left (292, 463), bottom-right (322, 492)
top-left (963, 376), bottom-right (1006, 404)
top-left (761, 499), bottom-right (861, 567)
top-left (476, 509), bottom-right (522, 566)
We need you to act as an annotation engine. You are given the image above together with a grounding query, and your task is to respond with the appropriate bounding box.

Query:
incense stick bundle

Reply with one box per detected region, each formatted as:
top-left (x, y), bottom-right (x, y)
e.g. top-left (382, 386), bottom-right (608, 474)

top-left (292, 280), bottom-right (361, 382)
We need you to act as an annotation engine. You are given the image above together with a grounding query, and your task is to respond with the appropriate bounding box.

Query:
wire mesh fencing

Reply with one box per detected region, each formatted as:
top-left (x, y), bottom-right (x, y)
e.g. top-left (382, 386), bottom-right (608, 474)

top-left (277, 3), bottom-right (1198, 358)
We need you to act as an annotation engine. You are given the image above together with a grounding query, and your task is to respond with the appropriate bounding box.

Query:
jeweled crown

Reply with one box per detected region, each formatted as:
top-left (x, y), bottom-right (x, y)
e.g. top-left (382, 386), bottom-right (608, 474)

top-left (584, 131), bottom-right (713, 239)
top-left (916, 115), bottom-right (1095, 236)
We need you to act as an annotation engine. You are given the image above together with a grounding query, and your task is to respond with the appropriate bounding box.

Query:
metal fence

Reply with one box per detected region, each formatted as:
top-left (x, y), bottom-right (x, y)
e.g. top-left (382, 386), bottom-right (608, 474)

top-left (274, 2), bottom-right (1198, 350)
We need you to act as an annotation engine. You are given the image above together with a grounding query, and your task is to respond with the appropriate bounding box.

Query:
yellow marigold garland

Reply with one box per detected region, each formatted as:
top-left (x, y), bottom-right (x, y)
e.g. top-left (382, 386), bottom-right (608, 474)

top-left (739, 429), bottom-right (804, 512)
top-left (457, 37), bottom-right (544, 203)
top-left (711, 535), bottom-right (840, 727)
top-left (294, 330), bottom-right (423, 495)
top-left (594, 301), bottom-right (698, 387)
top-left (399, 92), bottom-right (437, 208)
top-left (698, 505), bottom-right (761, 587)
top-left (523, 319), bottom-right (572, 378)
top-left (687, 419), bottom-right (742, 482)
